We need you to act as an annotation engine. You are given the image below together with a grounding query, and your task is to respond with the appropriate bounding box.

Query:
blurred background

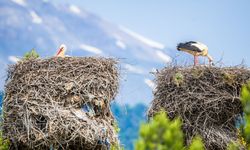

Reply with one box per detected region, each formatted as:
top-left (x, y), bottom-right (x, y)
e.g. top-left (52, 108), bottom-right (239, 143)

top-left (0, 0), bottom-right (249, 149)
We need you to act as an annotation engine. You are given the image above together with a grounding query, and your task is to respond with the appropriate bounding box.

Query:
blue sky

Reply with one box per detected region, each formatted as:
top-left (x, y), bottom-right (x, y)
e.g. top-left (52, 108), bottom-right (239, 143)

top-left (53, 0), bottom-right (250, 65)
top-left (1, 0), bottom-right (249, 105)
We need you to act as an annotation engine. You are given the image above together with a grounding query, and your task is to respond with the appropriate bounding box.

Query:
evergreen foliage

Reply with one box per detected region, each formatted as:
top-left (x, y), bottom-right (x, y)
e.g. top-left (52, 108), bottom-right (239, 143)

top-left (135, 111), bottom-right (204, 150)
top-left (0, 132), bottom-right (9, 150)
top-left (188, 136), bottom-right (205, 150)
top-left (0, 92), bottom-right (9, 149)
top-left (0, 91), bottom-right (3, 102)
top-left (241, 83), bottom-right (250, 146)
top-left (0, 91), bottom-right (2, 113)
top-left (228, 82), bottom-right (250, 150)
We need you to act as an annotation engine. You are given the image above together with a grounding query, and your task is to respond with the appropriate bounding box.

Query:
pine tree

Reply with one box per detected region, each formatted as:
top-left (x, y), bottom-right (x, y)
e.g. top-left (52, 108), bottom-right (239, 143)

top-left (228, 82), bottom-right (250, 150)
top-left (135, 111), bottom-right (204, 150)
top-left (241, 83), bottom-right (250, 146)
top-left (0, 131), bottom-right (9, 150)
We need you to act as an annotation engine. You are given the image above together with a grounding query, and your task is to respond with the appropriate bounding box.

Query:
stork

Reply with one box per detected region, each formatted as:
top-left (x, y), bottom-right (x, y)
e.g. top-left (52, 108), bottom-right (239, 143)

top-left (177, 41), bottom-right (214, 66)
top-left (56, 44), bottom-right (67, 58)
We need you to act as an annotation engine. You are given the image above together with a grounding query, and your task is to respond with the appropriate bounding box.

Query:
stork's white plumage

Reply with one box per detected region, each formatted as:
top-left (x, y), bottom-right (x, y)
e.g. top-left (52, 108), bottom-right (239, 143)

top-left (177, 41), bottom-right (213, 66)
top-left (56, 44), bottom-right (67, 58)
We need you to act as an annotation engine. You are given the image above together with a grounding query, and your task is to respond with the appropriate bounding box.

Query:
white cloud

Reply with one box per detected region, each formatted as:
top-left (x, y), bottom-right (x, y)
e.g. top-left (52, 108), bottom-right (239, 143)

top-left (11, 0), bottom-right (26, 6)
top-left (8, 56), bottom-right (20, 63)
top-left (155, 50), bottom-right (172, 63)
top-left (69, 5), bottom-right (81, 14)
top-left (144, 78), bottom-right (156, 90)
top-left (30, 11), bottom-right (42, 24)
top-left (116, 40), bottom-right (126, 49)
top-left (124, 64), bottom-right (145, 74)
top-left (79, 44), bottom-right (103, 55)
top-left (119, 26), bottom-right (165, 49)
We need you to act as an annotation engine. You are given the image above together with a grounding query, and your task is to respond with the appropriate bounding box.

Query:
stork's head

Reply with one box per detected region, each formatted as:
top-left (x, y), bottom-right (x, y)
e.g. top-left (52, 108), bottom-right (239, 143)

top-left (56, 44), bottom-right (67, 56)
top-left (58, 44), bottom-right (67, 52)
top-left (206, 54), bottom-right (214, 66)
top-left (177, 43), bottom-right (183, 51)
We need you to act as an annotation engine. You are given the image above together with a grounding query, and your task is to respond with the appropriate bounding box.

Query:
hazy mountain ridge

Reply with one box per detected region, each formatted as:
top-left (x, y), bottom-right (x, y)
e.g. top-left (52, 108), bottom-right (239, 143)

top-left (0, 0), bottom-right (175, 104)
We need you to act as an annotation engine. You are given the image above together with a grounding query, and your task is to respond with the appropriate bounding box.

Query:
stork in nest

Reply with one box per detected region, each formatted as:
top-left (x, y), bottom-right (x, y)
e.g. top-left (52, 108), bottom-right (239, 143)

top-left (177, 41), bottom-right (214, 66)
top-left (55, 44), bottom-right (67, 58)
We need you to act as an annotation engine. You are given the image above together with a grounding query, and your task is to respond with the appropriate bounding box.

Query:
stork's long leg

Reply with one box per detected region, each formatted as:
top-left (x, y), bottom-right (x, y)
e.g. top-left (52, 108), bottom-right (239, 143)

top-left (194, 55), bottom-right (198, 66)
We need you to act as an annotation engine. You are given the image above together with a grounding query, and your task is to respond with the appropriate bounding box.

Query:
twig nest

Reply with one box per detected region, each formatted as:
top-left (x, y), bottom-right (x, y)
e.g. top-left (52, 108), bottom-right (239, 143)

top-left (3, 57), bottom-right (119, 149)
top-left (148, 66), bottom-right (250, 150)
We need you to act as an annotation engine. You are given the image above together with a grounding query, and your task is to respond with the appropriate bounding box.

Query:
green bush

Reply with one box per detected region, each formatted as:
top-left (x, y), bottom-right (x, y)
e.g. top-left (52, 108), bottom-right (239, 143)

top-left (188, 136), bottom-right (204, 150)
top-left (0, 132), bottom-right (9, 150)
top-left (0, 92), bottom-right (9, 149)
top-left (111, 120), bottom-right (124, 150)
top-left (0, 91), bottom-right (3, 113)
top-left (23, 49), bottom-right (39, 60)
top-left (228, 82), bottom-right (250, 150)
top-left (241, 83), bottom-right (250, 145)
top-left (135, 111), bottom-right (204, 150)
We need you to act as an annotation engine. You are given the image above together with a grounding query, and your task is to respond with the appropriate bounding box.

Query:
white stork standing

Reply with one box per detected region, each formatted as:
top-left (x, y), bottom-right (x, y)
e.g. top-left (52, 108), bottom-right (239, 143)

top-left (177, 41), bottom-right (214, 66)
top-left (55, 44), bottom-right (67, 58)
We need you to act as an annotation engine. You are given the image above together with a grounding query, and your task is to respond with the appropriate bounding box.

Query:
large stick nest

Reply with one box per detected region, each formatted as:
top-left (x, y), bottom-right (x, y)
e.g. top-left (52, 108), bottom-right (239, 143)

top-left (148, 66), bottom-right (250, 150)
top-left (3, 57), bottom-right (119, 150)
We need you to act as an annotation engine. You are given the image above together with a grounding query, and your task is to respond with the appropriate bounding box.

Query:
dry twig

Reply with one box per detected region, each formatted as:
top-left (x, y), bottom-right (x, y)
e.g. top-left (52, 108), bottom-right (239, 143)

top-left (148, 65), bottom-right (250, 150)
top-left (3, 57), bottom-right (119, 150)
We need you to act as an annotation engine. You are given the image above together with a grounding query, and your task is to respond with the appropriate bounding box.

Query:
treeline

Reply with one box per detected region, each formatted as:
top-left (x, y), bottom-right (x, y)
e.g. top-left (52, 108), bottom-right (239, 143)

top-left (0, 91), bottom-right (2, 102)
top-left (111, 103), bottom-right (147, 150)
top-left (0, 91), bottom-right (3, 112)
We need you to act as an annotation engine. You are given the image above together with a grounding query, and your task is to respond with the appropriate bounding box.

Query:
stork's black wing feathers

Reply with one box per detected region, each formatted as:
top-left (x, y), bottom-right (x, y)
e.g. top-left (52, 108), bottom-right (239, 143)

top-left (177, 41), bottom-right (202, 52)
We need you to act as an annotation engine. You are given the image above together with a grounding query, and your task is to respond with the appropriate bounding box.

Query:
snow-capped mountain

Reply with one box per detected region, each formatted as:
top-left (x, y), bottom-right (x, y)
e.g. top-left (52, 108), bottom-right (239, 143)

top-left (0, 0), bottom-right (176, 104)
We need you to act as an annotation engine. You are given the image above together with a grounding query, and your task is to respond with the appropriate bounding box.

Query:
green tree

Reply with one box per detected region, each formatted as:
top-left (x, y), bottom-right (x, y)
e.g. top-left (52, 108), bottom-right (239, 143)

top-left (0, 91), bottom-right (3, 101)
top-left (188, 136), bottom-right (204, 150)
top-left (241, 83), bottom-right (250, 146)
top-left (0, 92), bottom-right (9, 149)
top-left (228, 82), bottom-right (250, 150)
top-left (0, 131), bottom-right (9, 150)
top-left (135, 111), bottom-right (204, 150)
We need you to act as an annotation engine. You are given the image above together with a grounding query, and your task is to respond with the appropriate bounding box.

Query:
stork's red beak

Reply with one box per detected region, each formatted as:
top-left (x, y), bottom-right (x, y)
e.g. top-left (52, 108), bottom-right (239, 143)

top-left (56, 47), bottom-right (64, 56)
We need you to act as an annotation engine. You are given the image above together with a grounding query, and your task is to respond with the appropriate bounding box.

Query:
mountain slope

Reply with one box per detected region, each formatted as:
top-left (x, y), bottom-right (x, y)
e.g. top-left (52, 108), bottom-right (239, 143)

top-left (0, 0), bottom-right (174, 104)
